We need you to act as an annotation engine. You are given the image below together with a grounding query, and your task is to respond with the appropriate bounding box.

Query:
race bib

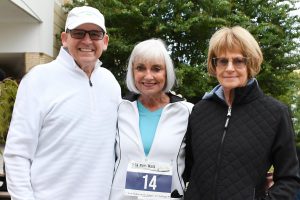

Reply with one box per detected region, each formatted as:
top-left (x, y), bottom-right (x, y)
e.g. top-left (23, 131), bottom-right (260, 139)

top-left (125, 160), bottom-right (172, 199)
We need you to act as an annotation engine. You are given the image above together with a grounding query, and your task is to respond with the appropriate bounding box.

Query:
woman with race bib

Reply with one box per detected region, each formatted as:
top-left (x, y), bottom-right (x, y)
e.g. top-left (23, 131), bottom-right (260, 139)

top-left (109, 38), bottom-right (193, 200)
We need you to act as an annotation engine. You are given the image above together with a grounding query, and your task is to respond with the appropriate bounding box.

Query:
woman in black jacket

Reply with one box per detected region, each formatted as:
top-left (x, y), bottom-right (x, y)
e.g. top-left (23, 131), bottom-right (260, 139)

top-left (185, 26), bottom-right (300, 200)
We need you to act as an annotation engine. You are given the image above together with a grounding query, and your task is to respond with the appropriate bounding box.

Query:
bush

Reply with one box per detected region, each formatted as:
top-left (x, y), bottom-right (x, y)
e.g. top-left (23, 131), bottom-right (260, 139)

top-left (0, 79), bottom-right (18, 144)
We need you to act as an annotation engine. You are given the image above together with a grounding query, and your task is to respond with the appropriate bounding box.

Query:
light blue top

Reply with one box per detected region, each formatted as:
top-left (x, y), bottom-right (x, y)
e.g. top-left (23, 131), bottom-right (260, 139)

top-left (137, 100), bottom-right (163, 156)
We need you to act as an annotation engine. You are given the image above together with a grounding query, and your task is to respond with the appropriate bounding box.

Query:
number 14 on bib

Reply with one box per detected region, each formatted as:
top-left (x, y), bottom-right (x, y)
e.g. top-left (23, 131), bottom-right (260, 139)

top-left (125, 160), bottom-right (172, 199)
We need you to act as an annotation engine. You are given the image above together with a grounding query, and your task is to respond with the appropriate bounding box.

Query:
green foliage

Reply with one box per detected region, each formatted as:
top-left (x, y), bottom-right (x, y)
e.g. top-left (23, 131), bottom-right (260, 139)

top-left (65, 0), bottom-right (300, 132)
top-left (66, 0), bottom-right (300, 97)
top-left (0, 79), bottom-right (18, 144)
top-left (291, 72), bottom-right (300, 145)
top-left (176, 64), bottom-right (217, 103)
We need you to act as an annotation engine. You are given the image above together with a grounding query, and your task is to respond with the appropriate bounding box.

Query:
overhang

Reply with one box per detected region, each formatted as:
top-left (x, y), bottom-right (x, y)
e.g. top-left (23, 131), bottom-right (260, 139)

top-left (0, 0), bottom-right (42, 23)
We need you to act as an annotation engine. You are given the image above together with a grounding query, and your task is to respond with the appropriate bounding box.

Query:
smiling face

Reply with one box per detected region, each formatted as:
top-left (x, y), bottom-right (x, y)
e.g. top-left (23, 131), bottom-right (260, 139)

top-left (133, 56), bottom-right (167, 98)
top-left (61, 23), bottom-right (108, 70)
top-left (215, 50), bottom-right (249, 94)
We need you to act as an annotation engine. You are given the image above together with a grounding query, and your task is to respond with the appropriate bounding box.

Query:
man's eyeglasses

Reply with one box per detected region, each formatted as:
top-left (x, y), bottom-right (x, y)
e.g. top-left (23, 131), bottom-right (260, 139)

top-left (66, 29), bottom-right (105, 40)
top-left (212, 57), bottom-right (248, 69)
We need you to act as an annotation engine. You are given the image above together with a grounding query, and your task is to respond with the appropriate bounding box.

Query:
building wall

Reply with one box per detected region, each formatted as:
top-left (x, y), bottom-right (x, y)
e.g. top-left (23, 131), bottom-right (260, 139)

top-left (0, 0), bottom-right (70, 77)
top-left (54, 0), bottom-right (69, 57)
top-left (0, 1), bottom-right (55, 57)
top-left (25, 53), bottom-right (53, 72)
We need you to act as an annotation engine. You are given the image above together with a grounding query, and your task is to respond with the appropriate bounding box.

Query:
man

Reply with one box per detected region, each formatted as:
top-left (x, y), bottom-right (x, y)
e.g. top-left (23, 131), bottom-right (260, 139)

top-left (4, 6), bottom-right (121, 200)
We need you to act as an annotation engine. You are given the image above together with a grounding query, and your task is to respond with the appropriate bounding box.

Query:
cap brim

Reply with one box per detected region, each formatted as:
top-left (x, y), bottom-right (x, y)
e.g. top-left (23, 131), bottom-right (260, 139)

top-left (66, 18), bottom-right (106, 32)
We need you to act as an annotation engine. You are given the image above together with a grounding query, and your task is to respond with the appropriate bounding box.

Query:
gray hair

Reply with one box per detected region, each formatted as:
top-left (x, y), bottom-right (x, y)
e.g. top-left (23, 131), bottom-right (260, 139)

top-left (126, 38), bottom-right (176, 94)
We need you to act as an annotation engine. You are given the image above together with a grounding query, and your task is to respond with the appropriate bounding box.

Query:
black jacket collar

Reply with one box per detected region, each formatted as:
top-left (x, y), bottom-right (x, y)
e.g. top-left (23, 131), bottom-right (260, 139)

top-left (208, 79), bottom-right (264, 106)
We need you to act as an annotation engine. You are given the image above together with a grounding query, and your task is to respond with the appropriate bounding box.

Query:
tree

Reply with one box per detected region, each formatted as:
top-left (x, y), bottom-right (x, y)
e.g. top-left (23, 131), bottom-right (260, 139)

top-left (291, 71), bottom-right (300, 141)
top-left (65, 0), bottom-right (300, 134)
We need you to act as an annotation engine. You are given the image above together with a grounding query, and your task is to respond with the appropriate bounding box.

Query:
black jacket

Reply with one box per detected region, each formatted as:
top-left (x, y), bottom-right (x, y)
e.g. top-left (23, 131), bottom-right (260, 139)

top-left (185, 80), bottom-right (300, 200)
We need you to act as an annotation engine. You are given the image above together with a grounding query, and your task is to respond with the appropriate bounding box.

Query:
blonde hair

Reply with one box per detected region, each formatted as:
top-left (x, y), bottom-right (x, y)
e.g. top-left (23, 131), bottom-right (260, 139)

top-left (207, 26), bottom-right (263, 78)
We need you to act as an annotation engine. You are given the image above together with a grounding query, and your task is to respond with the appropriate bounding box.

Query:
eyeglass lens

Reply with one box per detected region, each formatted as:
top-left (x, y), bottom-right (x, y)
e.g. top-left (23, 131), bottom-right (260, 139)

top-left (214, 57), bottom-right (247, 68)
top-left (68, 29), bottom-right (105, 40)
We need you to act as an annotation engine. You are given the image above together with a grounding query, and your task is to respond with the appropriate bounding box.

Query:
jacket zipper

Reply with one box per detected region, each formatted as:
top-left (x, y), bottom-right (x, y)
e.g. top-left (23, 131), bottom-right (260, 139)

top-left (212, 106), bottom-right (232, 200)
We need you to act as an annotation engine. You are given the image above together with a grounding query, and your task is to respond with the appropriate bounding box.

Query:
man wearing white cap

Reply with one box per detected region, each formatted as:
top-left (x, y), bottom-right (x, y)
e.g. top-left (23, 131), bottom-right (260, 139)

top-left (4, 6), bottom-right (121, 200)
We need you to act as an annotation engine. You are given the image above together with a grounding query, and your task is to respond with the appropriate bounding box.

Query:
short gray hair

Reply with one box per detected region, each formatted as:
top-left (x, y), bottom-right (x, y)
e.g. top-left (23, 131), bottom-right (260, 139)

top-left (126, 38), bottom-right (176, 94)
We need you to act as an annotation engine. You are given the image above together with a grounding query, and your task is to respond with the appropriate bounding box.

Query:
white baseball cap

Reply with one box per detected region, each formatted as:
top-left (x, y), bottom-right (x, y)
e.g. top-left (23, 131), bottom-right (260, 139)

top-left (65, 6), bottom-right (106, 32)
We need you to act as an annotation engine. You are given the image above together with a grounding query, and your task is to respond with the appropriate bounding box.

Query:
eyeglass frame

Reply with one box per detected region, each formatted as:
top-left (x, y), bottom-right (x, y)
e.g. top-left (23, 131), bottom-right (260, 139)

top-left (212, 57), bottom-right (249, 69)
top-left (66, 29), bottom-right (105, 40)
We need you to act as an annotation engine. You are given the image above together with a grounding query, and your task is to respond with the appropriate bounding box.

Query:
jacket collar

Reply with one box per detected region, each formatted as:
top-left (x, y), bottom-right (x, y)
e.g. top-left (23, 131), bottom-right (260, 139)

top-left (57, 47), bottom-right (102, 71)
top-left (123, 91), bottom-right (185, 103)
top-left (203, 78), bottom-right (264, 105)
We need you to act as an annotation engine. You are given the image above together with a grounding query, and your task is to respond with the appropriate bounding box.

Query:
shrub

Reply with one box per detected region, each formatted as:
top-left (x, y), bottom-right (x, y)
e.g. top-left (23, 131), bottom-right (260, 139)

top-left (0, 79), bottom-right (18, 144)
